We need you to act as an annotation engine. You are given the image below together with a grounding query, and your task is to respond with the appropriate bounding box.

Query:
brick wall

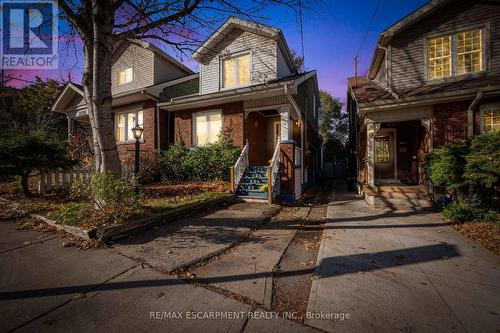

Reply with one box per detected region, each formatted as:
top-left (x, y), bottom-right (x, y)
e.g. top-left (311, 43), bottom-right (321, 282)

top-left (432, 100), bottom-right (470, 147)
top-left (173, 102), bottom-right (244, 148)
top-left (116, 100), bottom-right (157, 161)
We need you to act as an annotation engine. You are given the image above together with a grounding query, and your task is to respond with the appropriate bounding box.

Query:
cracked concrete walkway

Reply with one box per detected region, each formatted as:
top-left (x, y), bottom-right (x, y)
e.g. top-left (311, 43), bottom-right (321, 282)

top-left (306, 189), bottom-right (500, 333)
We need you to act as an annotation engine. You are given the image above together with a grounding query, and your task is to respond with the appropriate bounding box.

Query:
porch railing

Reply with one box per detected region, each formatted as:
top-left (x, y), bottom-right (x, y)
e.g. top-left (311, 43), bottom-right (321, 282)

top-left (269, 138), bottom-right (281, 202)
top-left (38, 166), bottom-right (93, 195)
top-left (231, 140), bottom-right (249, 192)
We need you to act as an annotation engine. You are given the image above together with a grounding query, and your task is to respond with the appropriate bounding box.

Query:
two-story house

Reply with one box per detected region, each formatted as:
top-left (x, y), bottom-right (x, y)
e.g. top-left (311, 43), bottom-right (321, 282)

top-left (52, 17), bottom-right (322, 202)
top-left (51, 39), bottom-right (196, 159)
top-left (347, 0), bottom-right (500, 209)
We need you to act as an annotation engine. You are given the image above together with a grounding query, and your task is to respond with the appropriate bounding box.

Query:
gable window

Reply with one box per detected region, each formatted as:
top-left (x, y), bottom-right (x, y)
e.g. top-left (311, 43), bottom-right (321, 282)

top-left (116, 110), bottom-right (143, 142)
top-left (428, 36), bottom-right (451, 79)
top-left (457, 30), bottom-right (482, 74)
top-left (481, 107), bottom-right (500, 133)
top-left (193, 110), bottom-right (222, 145)
top-left (222, 53), bottom-right (250, 88)
top-left (427, 29), bottom-right (484, 79)
top-left (118, 67), bottom-right (133, 85)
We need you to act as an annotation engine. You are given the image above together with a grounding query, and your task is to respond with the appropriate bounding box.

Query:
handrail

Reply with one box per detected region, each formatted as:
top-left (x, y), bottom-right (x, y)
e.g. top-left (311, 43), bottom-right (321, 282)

top-left (269, 138), bottom-right (281, 201)
top-left (233, 140), bottom-right (249, 191)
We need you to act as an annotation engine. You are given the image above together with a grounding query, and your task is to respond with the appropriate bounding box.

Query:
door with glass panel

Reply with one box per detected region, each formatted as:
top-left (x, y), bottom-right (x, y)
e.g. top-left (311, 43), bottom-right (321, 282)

top-left (374, 130), bottom-right (395, 180)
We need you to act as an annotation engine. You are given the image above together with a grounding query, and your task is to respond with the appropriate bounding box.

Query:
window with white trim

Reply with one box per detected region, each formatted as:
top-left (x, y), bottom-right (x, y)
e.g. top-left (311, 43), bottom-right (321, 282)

top-left (117, 67), bottom-right (133, 85)
top-left (427, 29), bottom-right (484, 79)
top-left (116, 110), bottom-right (143, 142)
top-left (482, 108), bottom-right (500, 133)
top-left (193, 110), bottom-right (222, 145)
top-left (222, 53), bottom-right (250, 88)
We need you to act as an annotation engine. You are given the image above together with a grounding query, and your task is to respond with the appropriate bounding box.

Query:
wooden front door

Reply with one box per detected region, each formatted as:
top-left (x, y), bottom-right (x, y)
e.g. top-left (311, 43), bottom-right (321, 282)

top-left (374, 130), bottom-right (396, 180)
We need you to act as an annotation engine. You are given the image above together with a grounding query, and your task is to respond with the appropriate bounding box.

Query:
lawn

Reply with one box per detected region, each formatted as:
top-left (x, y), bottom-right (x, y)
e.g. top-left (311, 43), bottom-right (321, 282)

top-left (0, 179), bottom-right (230, 229)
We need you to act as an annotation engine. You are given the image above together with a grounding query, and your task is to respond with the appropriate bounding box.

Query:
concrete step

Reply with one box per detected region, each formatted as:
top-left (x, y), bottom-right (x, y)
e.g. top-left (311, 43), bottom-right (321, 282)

top-left (377, 191), bottom-right (430, 199)
top-left (372, 196), bottom-right (433, 210)
top-left (236, 189), bottom-right (268, 199)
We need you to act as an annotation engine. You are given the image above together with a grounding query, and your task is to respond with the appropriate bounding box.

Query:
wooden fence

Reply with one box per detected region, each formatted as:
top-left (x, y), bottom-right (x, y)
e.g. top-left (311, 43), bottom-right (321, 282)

top-left (38, 167), bottom-right (93, 195)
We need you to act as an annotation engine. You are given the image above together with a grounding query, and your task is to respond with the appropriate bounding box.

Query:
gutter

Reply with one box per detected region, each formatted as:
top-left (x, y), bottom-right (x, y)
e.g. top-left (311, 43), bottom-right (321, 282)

top-left (467, 91), bottom-right (482, 138)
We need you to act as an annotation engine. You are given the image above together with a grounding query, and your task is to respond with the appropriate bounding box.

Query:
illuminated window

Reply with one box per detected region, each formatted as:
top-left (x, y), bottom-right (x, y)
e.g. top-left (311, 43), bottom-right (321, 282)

top-left (222, 53), bottom-right (250, 88)
top-left (482, 109), bottom-right (500, 133)
top-left (428, 36), bottom-right (451, 79)
top-left (118, 67), bottom-right (133, 85)
top-left (193, 111), bottom-right (222, 145)
top-left (115, 110), bottom-right (143, 142)
top-left (457, 29), bottom-right (482, 74)
top-left (375, 137), bottom-right (390, 163)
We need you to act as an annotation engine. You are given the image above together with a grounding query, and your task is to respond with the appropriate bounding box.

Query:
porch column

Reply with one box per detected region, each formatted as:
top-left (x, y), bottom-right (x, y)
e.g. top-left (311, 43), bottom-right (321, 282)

top-left (67, 116), bottom-right (76, 139)
top-left (367, 122), bottom-right (381, 187)
top-left (421, 118), bottom-right (433, 152)
top-left (280, 106), bottom-right (292, 141)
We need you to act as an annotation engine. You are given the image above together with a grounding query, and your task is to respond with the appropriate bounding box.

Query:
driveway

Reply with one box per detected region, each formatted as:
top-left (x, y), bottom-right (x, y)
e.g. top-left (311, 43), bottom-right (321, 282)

top-left (306, 189), bottom-right (500, 333)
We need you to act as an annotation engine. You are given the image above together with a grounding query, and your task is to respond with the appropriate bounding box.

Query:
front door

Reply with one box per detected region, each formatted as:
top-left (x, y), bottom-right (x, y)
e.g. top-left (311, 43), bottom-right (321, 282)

top-left (374, 130), bottom-right (396, 180)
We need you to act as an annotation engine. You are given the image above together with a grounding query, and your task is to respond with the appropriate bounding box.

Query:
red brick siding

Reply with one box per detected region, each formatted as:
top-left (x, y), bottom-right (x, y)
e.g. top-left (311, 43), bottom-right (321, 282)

top-left (432, 101), bottom-right (470, 147)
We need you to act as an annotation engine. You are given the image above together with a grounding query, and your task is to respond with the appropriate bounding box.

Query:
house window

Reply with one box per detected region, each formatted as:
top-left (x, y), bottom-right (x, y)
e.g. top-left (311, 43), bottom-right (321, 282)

top-left (117, 67), bottom-right (133, 85)
top-left (193, 110), bottom-right (222, 145)
top-left (116, 110), bottom-right (143, 142)
top-left (427, 29), bottom-right (484, 79)
top-left (375, 137), bottom-right (390, 163)
top-left (428, 36), bottom-right (451, 79)
top-left (482, 108), bottom-right (500, 133)
top-left (222, 53), bottom-right (250, 88)
top-left (457, 30), bottom-right (482, 74)
top-left (445, 124), bottom-right (466, 144)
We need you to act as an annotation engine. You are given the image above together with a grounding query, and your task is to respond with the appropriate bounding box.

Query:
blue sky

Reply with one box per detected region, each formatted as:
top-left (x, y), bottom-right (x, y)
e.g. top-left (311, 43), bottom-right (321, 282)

top-left (8, 0), bottom-right (429, 104)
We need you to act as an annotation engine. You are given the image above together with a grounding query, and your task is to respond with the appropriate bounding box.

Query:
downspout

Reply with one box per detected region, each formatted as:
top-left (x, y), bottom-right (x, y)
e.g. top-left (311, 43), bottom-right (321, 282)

top-left (377, 44), bottom-right (399, 99)
top-left (467, 91), bottom-right (482, 139)
top-left (284, 83), bottom-right (304, 188)
top-left (156, 104), bottom-right (161, 154)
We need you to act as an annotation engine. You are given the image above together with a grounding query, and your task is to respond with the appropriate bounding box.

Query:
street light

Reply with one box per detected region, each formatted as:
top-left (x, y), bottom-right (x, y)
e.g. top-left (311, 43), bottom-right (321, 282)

top-left (131, 125), bottom-right (143, 178)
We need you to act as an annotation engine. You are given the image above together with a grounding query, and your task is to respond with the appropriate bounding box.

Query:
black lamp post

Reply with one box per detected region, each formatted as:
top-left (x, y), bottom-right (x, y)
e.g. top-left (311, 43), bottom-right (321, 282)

top-left (131, 125), bottom-right (144, 178)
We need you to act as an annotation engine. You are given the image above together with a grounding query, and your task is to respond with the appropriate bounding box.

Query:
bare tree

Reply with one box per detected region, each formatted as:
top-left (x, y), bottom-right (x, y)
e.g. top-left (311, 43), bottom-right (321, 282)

top-left (58, 0), bottom-right (300, 176)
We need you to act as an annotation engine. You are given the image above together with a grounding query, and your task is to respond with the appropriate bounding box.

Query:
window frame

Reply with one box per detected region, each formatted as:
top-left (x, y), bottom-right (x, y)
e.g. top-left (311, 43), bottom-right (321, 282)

top-left (423, 23), bottom-right (489, 82)
top-left (117, 67), bottom-right (133, 86)
top-left (192, 109), bottom-right (223, 146)
top-left (220, 51), bottom-right (252, 90)
top-left (480, 103), bottom-right (500, 134)
top-left (115, 109), bottom-right (144, 143)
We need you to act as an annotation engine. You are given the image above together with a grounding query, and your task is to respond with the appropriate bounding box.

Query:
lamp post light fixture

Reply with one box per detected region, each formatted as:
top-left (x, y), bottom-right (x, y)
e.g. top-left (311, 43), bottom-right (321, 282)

top-left (131, 125), bottom-right (143, 178)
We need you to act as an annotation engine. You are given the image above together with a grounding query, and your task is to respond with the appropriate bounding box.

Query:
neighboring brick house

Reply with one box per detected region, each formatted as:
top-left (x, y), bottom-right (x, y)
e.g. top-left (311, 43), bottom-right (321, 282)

top-left (51, 40), bottom-right (196, 161)
top-left (347, 0), bottom-right (500, 209)
top-left (52, 17), bottom-right (322, 202)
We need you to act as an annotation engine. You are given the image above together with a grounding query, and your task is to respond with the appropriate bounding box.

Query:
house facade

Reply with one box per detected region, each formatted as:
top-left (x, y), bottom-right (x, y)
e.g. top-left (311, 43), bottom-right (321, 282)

top-left (347, 0), bottom-right (500, 209)
top-left (52, 17), bottom-right (322, 201)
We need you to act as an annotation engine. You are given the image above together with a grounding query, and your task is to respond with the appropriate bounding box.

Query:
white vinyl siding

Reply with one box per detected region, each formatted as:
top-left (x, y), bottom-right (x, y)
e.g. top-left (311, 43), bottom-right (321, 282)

top-left (193, 110), bottom-right (222, 145)
top-left (116, 110), bottom-right (144, 142)
top-left (112, 43), bottom-right (154, 95)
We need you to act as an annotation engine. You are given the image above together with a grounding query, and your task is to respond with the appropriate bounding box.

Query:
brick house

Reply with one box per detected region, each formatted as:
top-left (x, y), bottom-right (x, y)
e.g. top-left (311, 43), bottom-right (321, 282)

top-left (52, 17), bottom-right (322, 201)
top-left (347, 0), bottom-right (500, 209)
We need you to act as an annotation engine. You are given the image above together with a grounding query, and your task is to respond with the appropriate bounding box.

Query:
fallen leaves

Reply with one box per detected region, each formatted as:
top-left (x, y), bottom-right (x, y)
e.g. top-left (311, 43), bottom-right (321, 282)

top-left (450, 221), bottom-right (500, 256)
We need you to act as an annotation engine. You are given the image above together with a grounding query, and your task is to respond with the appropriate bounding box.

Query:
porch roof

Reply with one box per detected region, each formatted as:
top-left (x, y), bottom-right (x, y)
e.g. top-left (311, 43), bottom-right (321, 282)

top-left (349, 75), bottom-right (500, 110)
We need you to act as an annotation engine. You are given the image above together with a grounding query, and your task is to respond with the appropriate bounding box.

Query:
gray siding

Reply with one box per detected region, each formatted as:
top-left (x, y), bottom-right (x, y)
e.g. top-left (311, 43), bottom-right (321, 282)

top-left (277, 46), bottom-right (294, 78)
top-left (112, 43), bottom-right (155, 95)
top-left (153, 54), bottom-right (188, 84)
top-left (199, 28), bottom-right (278, 94)
top-left (390, 1), bottom-right (500, 91)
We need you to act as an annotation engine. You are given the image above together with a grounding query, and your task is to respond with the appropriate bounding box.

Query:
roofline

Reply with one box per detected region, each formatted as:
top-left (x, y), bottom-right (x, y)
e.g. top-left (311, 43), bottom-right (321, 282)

top-left (50, 82), bottom-right (84, 112)
top-left (356, 84), bottom-right (500, 112)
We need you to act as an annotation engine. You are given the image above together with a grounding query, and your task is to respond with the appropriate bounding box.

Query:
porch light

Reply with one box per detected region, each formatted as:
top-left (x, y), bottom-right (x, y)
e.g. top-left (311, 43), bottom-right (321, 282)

top-left (132, 125), bottom-right (144, 140)
top-left (295, 120), bottom-right (300, 127)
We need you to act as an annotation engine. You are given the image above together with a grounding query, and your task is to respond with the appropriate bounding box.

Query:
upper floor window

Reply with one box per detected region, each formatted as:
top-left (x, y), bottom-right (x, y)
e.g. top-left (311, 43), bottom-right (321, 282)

top-left (222, 53), bottom-right (250, 89)
top-left (193, 110), bottom-right (222, 145)
top-left (118, 67), bottom-right (133, 85)
top-left (457, 30), bottom-right (482, 74)
top-left (481, 107), bottom-right (500, 133)
top-left (427, 29), bottom-right (484, 79)
top-left (428, 36), bottom-right (451, 79)
top-left (116, 110), bottom-right (143, 142)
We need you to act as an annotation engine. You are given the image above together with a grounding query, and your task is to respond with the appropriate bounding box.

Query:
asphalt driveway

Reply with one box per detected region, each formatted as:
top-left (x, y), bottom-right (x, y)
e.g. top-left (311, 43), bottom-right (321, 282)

top-left (306, 190), bottom-right (500, 333)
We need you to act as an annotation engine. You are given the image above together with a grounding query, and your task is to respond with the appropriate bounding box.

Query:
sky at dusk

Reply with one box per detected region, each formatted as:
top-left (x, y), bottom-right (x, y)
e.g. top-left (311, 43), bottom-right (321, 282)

top-left (6, 0), bottom-right (429, 105)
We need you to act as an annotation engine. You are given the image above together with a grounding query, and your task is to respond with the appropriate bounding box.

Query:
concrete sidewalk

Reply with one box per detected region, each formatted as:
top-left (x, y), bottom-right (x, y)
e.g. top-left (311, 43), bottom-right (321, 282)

top-left (306, 190), bottom-right (500, 333)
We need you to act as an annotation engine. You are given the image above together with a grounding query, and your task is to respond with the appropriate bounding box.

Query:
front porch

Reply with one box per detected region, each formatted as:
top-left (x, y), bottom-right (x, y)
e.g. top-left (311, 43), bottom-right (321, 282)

top-left (361, 113), bottom-right (433, 209)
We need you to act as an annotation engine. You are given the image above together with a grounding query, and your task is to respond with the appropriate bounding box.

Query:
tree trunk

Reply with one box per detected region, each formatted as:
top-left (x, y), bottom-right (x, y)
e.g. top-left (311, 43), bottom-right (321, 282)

top-left (83, 0), bottom-right (121, 177)
top-left (21, 173), bottom-right (32, 197)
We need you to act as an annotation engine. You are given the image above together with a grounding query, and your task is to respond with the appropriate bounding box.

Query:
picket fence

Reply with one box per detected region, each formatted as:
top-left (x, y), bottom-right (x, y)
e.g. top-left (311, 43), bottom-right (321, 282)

top-left (38, 166), bottom-right (93, 195)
